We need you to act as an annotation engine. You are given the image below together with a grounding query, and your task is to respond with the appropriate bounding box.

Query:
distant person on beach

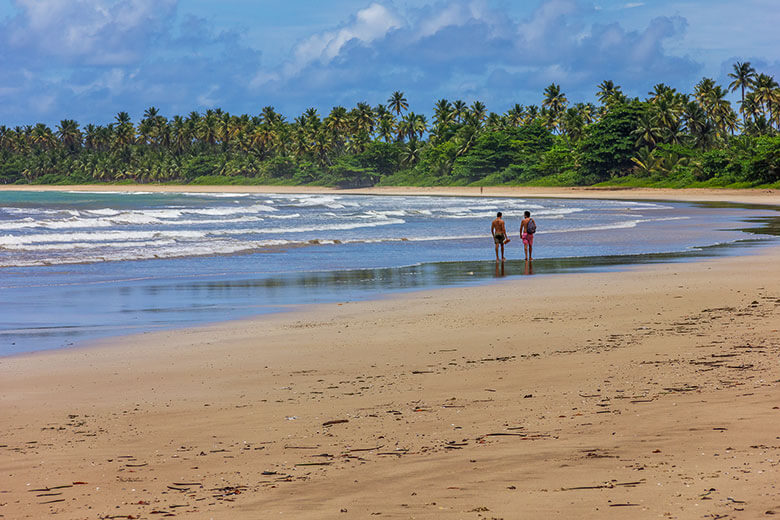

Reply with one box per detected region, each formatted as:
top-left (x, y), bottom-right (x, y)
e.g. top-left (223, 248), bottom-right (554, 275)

top-left (520, 210), bottom-right (536, 261)
top-left (491, 212), bottom-right (509, 262)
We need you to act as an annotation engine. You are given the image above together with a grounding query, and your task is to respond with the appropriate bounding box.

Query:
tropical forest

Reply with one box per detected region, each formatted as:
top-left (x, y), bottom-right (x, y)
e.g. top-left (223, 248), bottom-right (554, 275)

top-left (1, 62), bottom-right (778, 188)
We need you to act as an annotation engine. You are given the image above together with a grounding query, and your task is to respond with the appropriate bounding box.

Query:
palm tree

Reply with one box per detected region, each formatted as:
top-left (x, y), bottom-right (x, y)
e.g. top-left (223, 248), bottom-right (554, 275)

top-left (377, 114), bottom-right (395, 143)
top-left (505, 104), bottom-right (525, 127)
top-left (469, 101), bottom-right (487, 125)
top-left (560, 108), bottom-right (584, 142)
top-left (325, 106), bottom-right (350, 145)
top-left (524, 105), bottom-right (540, 124)
top-left (728, 61), bottom-right (757, 122)
top-left (630, 147), bottom-right (661, 176)
top-left (56, 119), bottom-right (82, 152)
top-left (542, 83), bottom-right (568, 132)
top-left (303, 107), bottom-right (321, 129)
top-left (433, 99), bottom-right (453, 127)
top-left (596, 80), bottom-right (622, 108)
top-left (452, 100), bottom-right (467, 123)
top-left (632, 113), bottom-right (662, 147)
top-left (400, 140), bottom-right (421, 165)
top-left (261, 106), bottom-right (282, 125)
top-left (353, 102), bottom-right (376, 136)
top-left (387, 91), bottom-right (408, 117)
top-left (754, 74), bottom-right (779, 126)
top-left (113, 112), bottom-right (135, 150)
top-left (648, 83), bottom-right (676, 102)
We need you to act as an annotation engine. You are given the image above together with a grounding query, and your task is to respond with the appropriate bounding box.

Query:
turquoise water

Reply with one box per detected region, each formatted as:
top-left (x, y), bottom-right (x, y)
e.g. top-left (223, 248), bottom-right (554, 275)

top-left (0, 191), bottom-right (777, 355)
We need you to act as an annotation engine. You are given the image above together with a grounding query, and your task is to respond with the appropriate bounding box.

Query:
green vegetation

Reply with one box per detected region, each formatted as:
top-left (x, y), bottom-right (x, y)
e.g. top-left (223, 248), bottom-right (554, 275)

top-left (1, 63), bottom-right (779, 188)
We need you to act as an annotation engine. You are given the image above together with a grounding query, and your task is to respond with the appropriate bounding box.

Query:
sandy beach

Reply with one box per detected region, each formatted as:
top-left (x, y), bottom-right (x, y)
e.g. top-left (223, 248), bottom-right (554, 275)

top-left (1, 188), bottom-right (779, 519)
top-left (0, 183), bottom-right (778, 206)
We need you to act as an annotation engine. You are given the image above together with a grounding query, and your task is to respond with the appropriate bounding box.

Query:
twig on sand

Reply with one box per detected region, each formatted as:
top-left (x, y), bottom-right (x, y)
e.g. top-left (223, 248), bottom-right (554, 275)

top-left (322, 419), bottom-right (349, 427)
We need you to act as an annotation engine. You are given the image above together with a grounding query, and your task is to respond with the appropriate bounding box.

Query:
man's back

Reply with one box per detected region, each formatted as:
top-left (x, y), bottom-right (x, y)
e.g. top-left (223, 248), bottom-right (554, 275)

top-left (492, 218), bottom-right (506, 235)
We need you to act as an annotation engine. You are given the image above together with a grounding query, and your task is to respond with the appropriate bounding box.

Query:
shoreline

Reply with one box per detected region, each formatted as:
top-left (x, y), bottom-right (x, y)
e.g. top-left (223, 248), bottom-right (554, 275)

top-left (2, 243), bottom-right (779, 518)
top-left (1, 183), bottom-right (778, 206)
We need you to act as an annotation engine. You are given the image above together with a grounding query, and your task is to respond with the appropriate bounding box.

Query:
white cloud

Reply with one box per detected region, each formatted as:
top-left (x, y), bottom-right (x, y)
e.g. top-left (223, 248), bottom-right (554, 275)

top-left (6, 0), bottom-right (176, 65)
top-left (256, 3), bottom-right (402, 85)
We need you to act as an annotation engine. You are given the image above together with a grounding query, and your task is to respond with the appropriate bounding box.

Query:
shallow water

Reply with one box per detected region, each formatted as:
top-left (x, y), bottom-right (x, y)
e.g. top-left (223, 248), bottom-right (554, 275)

top-left (0, 191), bottom-right (777, 355)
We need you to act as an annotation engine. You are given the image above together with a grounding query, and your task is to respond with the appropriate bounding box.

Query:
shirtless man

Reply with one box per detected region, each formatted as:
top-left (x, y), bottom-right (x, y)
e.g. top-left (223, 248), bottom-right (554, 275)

top-left (491, 211), bottom-right (509, 262)
top-left (520, 210), bottom-right (535, 261)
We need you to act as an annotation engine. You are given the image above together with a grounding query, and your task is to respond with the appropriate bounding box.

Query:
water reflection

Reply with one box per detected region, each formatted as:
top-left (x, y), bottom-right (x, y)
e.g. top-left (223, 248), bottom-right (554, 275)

top-left (1, 233), bottom-right (776, 356)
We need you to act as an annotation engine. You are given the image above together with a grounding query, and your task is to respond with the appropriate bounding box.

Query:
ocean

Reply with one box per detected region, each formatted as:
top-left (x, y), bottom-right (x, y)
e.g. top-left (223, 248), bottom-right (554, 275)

top-left (0, 190), bottom-right (776, 356)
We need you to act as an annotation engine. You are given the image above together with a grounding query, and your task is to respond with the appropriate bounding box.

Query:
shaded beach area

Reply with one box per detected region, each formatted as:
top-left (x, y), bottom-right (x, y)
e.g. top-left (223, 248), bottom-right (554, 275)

top-left (1, 187), bottom-right (779, 519)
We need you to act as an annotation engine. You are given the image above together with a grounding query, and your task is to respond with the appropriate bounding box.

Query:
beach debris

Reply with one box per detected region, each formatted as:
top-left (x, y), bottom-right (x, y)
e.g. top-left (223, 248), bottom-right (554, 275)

top-left (562, 480), bottom-right (644, 491)
top-left (699, 488), bottom-right (716, 499)
top-left (346, 446), bottom-right (383, 453)
top-left (322, 419), bottom-right (349, 427)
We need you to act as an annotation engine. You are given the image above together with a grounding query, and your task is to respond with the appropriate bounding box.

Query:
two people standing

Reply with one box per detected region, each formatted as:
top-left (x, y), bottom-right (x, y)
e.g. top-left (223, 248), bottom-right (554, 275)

top-left (491, 211), bottom-right (535, 262)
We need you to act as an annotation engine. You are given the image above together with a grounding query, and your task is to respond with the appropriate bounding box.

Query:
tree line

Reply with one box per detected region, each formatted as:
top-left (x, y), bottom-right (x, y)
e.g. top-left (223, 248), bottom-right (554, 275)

top-left (1, 61), bottom-right (778, 187)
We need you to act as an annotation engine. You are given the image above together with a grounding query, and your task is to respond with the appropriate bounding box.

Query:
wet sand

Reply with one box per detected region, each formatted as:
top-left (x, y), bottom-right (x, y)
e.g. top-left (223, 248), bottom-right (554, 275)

top-left (2, 239), bottom-right (779, 518)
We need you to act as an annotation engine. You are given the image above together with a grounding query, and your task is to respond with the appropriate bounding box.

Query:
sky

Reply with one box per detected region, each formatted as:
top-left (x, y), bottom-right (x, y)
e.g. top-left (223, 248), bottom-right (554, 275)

top-left (0, 0), bottom-right (778, 127)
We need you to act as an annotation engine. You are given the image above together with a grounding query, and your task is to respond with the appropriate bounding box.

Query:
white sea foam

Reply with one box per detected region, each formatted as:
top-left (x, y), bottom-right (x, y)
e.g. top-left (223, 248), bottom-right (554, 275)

top-left (0, 214), bottom-right (265, 231)
top-left (242, 218), bottom-right (405, 234)
top-left (0, 229), bottom-right (207, 246)
top-left (87, 208), bottom-right (121, 216)
top-left (179, 192), bottom-right (252, 198)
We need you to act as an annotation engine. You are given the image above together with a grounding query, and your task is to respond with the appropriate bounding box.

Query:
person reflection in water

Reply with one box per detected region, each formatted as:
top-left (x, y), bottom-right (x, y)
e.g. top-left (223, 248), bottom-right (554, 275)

top-left (523, 259), bottom-right (534, 276)
top-left (495, 261), bottom-right (505, 278)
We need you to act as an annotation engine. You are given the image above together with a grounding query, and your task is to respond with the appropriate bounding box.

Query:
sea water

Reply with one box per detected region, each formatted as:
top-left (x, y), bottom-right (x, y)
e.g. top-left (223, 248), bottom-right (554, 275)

top-left (0, 190), bottom-right (776, 355)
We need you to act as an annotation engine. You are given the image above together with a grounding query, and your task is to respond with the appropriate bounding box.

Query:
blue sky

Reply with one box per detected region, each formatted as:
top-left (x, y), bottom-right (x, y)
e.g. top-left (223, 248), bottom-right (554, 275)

top-left (0, 0), bottom-right (778, 127)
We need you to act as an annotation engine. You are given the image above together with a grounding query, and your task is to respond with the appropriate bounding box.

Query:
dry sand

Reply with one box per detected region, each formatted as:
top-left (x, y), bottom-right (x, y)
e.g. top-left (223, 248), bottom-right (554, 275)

top-left (1, 188), bottom-right (779, 519)
top-left (0, 183), bottom-right (778, 206)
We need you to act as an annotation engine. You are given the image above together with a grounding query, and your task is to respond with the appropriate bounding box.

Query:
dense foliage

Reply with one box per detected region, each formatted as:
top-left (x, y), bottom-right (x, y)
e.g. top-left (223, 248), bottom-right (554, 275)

top-left (1, 62), bottom-right (779, 187)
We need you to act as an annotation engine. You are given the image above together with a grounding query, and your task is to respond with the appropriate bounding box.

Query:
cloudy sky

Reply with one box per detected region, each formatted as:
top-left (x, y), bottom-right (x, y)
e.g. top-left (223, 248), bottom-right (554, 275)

top-left (0, 0), bottom-right (778, 126)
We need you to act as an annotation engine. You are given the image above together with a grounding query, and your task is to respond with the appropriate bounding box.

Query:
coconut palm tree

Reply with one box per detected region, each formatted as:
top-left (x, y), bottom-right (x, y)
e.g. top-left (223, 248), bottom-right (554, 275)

top-left (387, 91), bottom-right (409, 117)
top-left (113, 112), bottom-right (135, 150)
top-left (596, 80), bottom-right (623, 108)
top-left (560, 108), bottom-right (584, 142)
top-left (377, 114), bottom-right (395, 143)
top-left (648, 83), bottom-right (676, 103)
top-left (400, 139), bottom-right (421, 165)
top-left (56, 119), bottom-right (82, 152)
top-left (542, 83), bottom-right (567, 132)
top-left (632, 113), bottom-right (662, 147)
top-left (452, 100), bottom-right (468, 123)
top-left (630, 147), bottom-right (662, 176)
top-left (728, 61), bottom-right (757, 122)
top-left (505, 104), bottom-right (525, 127)
top-left (353, 102), bottom-right (376, 136)
top-left (754, 74), bottom-right (779, 127)
top-left (433, 99), bottom-right (454, 127)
